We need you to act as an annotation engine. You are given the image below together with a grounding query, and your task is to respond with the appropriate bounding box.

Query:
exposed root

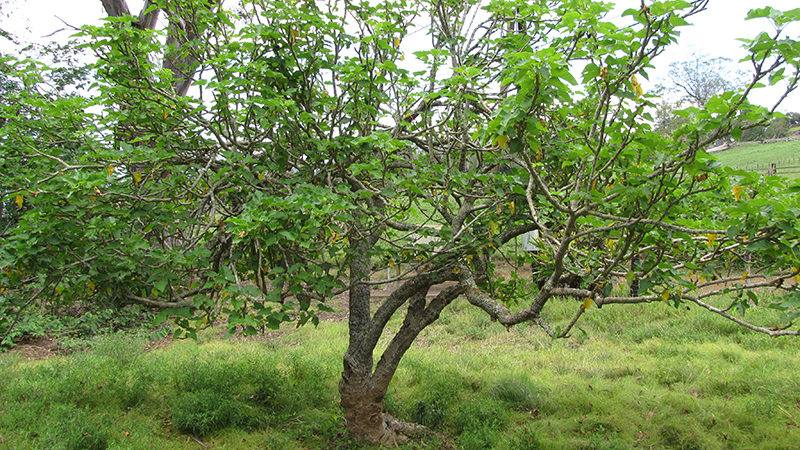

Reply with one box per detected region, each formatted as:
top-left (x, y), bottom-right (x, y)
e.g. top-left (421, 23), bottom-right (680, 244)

top-left (381, 414), bottom-right (455, 449)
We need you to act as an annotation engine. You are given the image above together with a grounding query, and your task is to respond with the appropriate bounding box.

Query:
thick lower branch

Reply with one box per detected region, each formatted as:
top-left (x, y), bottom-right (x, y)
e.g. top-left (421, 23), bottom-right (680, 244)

top-left (124, 291), bottom-right (194, 308)
top-left (359, 270), bottom-right (458, 362)
top-left (458, 268), bottom-right (537, 326)
top-left (373, 283), bottom-right (464, 387)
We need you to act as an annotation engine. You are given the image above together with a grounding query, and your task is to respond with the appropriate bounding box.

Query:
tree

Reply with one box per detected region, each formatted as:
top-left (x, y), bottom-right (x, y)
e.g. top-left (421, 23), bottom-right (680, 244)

top-left (651, 86), bottom-right (689, 138)
top-left (765, 116), bottom-right (791, 139)
top-left (2, 0), bottom-right (800, 445)
top-left (0, 0), bottom-right (16, 42)
top-left (655, 52), bottom-right (750, 139)
top-left (0, 37), bottom-right (91, 344)
top-left (667, 50), bottom-right (746, 108)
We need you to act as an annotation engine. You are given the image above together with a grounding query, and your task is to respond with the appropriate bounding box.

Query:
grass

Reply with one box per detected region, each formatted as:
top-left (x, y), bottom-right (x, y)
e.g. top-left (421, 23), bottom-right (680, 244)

top-left (1, 293), bottom-right (800, 449)
top-left (712, 139), bottom-right (800, 177)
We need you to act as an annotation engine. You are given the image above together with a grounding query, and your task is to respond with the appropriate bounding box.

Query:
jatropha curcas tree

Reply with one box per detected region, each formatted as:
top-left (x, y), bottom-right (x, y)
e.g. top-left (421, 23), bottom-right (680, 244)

top-left (2, 0), bottom-right (800, 443)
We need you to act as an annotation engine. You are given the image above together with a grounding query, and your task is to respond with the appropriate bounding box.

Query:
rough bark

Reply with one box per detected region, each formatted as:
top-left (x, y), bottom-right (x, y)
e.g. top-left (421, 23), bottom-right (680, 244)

top-left (339, 232), bottom-right (385, 443)
top-left (339, 374), bottom-right (390, 444)
top-left (340, 234), bottom-right (464, 444)
top-left (99, 0), bottom-right (201, 96)
top-left (100, 0), bottom-right (131, 17)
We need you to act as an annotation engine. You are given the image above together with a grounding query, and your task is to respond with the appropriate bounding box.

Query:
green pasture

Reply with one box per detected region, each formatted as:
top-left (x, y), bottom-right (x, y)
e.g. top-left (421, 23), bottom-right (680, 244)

top-left (713, 139), bottom-right (800, 177)
top-left (2, 292), bottom-right (799, 450)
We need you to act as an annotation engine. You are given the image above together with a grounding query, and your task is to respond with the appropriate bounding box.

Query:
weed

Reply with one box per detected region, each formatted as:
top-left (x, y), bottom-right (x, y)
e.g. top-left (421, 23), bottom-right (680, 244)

top-left (382, 389), bottom-right (401, 416)
top-left (2, 304), bottom-right (154, 350)
top-left (40, 403), bottom-right (110, 450)
top-left (115, 371), bottom-right (154, 409)
top-left (301, 407), bottom-right (345, 438)
top-left (173, 351), bottom-right (242, 394)
top-left (411, 396), bottom-right (449, 429)
top-left (235, 403), bottom-right (273, 431)
top-left (252, 367), bottom-right (290, 409)
top-left (287, 354), bottom-right (334, 407)
top-left (701, 378), bottom-right (752, 397)
top-left (504, 426), bottom-right (546, 450)
top-left (457, 422), bottom-right (499, 450)
top-left (264, 433), bottom-right (298, 450)
top-left (657, 423), bottom-right (707, 450)
top-left (2, 296), bottom-right (800, 449)
top-left (745, 395), bottom-right (777, 417)
top-left (451, 397), bottom-right (506, 433)
top-left (584, 429), bottom-right (632, 450)
top-left (171, 388), bottom-right (242, 436)
top-left (654, 359), bottom-right (697, 386)
top-left (490, 375), bottom-right (542, 411)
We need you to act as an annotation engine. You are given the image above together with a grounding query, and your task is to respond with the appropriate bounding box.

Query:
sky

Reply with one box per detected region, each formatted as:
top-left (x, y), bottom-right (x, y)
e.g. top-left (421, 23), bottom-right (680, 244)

top-left (2, 0), bottom-right (799, 112)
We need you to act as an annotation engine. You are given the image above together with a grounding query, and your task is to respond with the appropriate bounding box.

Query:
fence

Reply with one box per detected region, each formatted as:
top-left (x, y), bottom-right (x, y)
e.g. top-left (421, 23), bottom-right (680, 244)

top-left (737, 158), bottom-right (800, 177)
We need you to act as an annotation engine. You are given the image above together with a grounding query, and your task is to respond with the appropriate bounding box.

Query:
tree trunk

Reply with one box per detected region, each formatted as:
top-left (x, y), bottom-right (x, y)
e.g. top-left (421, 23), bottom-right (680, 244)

top-left (339, 231), bottom-right (463, 443)
top-left (340, 230), bottom-right (391, 444)
top-left (99, 0), bottom-right (201, 96)
top-left (339, 371), bottom-right (391, 444)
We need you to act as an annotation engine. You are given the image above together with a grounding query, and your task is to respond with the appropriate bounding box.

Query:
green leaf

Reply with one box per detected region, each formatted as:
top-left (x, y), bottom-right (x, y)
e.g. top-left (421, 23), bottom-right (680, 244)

top-left (746, 7), bottom-right (775, 20)
top-left (726, 225), bottom-right (740, 240)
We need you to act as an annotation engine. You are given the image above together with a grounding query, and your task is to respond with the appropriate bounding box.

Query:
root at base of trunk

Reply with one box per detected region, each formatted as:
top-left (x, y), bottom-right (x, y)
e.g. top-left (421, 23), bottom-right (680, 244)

top-left (380, 414), bottom-right (455, 449)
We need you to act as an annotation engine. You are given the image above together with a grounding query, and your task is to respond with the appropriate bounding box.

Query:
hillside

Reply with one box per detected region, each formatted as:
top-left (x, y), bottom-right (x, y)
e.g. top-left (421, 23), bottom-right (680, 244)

top-left (711, 138), bottom-right (800, 177)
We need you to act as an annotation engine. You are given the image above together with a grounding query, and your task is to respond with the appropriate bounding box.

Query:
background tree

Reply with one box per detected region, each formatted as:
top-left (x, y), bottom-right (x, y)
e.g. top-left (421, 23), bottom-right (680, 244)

top-left (654, 52), bottom-right (749, 140)
top-left (1, 0), bottom-right (800, 445)
top-left (651, 85), bottom-right (689, 138)
top-left (667, 50), bottom-right (746, 108)
top-left (0, 0), bottom-right (17, 42)
top-left (765, 116), bottom-right (791, 139)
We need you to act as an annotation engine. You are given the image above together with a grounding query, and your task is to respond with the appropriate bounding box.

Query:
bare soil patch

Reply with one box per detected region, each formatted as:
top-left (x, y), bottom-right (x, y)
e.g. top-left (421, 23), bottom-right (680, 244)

top-left (3, 335), bottom-right (60, 361)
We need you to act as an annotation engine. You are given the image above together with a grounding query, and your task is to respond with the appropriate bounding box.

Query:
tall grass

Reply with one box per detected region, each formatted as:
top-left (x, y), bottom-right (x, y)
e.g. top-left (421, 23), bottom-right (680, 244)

top-left (1, 293), bottom-right (799, 449)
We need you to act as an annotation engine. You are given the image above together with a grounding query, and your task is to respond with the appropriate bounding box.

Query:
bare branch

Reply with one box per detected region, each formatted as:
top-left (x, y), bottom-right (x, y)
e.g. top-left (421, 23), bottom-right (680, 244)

top-left (685, 295), bottom-right (800, 337)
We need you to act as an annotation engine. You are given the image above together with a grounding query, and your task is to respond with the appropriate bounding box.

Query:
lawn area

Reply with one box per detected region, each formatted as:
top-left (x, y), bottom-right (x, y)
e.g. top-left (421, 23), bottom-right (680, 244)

top-left (2, 292), bottom-right (799, 450)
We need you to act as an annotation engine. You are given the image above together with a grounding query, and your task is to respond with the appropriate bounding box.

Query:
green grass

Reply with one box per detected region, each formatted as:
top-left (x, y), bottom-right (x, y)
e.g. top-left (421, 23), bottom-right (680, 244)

top-left (712, 139), bottom-right (800, 176)
top-left (1, 294), bottom-right (799, 449)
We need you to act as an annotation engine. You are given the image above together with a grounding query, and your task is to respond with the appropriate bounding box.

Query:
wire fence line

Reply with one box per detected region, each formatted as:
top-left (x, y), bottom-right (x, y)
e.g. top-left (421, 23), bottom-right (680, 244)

top-left (737, 160), bottom-right (800, 176)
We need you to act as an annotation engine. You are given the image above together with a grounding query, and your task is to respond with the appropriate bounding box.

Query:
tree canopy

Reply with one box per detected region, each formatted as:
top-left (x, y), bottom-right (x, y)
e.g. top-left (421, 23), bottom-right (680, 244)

top-left (1, 0), bottom-right (800, 443)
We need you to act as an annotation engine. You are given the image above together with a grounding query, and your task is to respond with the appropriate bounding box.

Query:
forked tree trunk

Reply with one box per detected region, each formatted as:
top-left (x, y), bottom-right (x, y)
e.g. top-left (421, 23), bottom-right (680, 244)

top-left (99, 0), bottom-right (201, 96)
top-left (340, 233), bottom-right (464, 444)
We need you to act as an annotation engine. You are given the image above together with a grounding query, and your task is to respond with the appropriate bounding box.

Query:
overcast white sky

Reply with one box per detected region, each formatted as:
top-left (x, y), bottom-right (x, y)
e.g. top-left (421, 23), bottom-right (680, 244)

top-left (2, 0), bottom-right (799, 112)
